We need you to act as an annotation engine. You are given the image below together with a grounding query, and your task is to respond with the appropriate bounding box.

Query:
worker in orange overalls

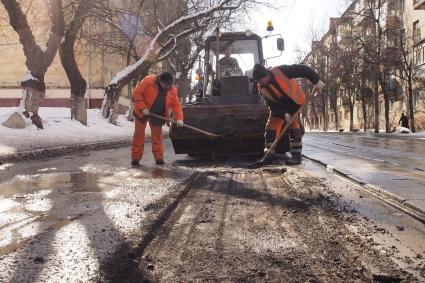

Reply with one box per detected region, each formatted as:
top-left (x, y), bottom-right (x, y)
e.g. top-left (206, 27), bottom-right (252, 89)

top-left (253, 64), bottom-right (324, 165)
top-left (131, 72), bottom-right (184, 166)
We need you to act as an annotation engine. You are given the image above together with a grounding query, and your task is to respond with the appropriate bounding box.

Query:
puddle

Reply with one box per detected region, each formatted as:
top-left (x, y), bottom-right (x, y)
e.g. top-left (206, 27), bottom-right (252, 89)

top-left (0, 167), bottom-right (188, 199)
top-left (134, 166), bottom-right (188, 179)
top-left (0, 172), bottom-right (104, 198)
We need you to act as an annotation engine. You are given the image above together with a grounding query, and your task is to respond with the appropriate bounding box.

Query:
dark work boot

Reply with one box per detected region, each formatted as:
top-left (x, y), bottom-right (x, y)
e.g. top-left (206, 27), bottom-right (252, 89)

top-left (286, 128), bottom-right (303, 165)
top-left (131, 160), bottom-right (140, 167)
top-left (155, 159), bottom-right (165, 165)
top-left (285, 152), bottom-right (302, 165)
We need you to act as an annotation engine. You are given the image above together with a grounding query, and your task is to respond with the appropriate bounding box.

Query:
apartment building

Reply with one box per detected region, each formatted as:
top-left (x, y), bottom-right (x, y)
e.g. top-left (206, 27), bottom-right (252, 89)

top-left (303, 0), bottom-right (425, 132)
top-left (0, 1), bottom-right (141, 112)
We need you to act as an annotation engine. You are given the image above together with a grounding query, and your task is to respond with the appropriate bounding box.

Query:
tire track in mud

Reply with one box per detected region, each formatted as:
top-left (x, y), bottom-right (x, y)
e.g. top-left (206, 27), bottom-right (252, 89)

top-left (262, 171), bottom-right (416, 282)
top-left (99, 172), bottom-right (205, 282)
top-left (102, 168), bottom-right (421, 282)
top-left (251, 171), bottom-right (324, 282)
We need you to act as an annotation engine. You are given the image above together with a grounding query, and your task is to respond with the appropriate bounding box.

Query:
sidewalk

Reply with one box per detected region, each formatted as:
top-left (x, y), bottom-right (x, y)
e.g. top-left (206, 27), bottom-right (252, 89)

top-left (306, 127), bottom-right (425, 140)
top-left (303, 132), bottom-right (425, 220)
top-left (0, 107), bottom-right (168, 163)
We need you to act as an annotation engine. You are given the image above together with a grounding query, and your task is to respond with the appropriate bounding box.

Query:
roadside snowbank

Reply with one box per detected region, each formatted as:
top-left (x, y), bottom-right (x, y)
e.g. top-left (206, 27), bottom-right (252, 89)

top-left (305, 127), bottom-right (425, 138)
top-left (0, 107), bottom-right (166, 156)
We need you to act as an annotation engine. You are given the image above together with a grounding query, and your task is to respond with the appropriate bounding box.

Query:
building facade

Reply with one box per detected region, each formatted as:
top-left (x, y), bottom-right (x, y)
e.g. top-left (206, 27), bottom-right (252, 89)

top-left (0, 1), bottom-right (132, 112)
top-left (303, 0), bottom-right (425, 132)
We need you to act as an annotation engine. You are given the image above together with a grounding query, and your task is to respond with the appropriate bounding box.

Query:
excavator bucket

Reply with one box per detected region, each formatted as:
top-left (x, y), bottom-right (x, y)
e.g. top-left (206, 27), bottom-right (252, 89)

top-left (169, 104), bottom-right (269, 155)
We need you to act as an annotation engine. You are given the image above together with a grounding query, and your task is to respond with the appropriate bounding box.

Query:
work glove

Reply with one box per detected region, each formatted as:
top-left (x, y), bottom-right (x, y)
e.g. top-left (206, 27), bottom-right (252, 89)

top-left (176, 120), bottom-right (184, 127)
top-left (142, 108), bottom-right (150, 116)
top-left (315, 80), bottom-right (325, 92)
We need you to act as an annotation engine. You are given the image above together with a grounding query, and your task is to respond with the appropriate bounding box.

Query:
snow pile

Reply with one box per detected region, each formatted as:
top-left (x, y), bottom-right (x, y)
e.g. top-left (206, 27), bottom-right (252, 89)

top-left (391, 127), bottom-right (425, 139)
top-left (305, 128), bottom-right (339, 133)
top-left (0, 107), bottom-right (167, 155)
top-left (394, 126), bottom-right (411, 134)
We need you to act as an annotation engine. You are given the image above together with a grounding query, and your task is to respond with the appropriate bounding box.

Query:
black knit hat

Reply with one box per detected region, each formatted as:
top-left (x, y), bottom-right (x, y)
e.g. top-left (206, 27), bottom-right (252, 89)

top-left (159, 72), bottom-right (174, 84)
top-left (252, 64), bottom-right (269, 81)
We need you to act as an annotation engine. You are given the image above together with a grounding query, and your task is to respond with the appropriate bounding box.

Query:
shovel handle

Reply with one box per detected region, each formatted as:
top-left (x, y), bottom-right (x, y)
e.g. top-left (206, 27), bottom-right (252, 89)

top-left (262, 88), bottom-right (318, 161)
top-left (148, 113), bottom-right (219, 139)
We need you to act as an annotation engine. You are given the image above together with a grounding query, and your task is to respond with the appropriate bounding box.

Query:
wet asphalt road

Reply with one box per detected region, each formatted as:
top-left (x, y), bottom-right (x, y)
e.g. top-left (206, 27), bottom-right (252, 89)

top-left (0, 141), bottom-right (192, 282)
top-left (0, 139), bottom-right (424, 282)
top-left (303, 132), bottom-right (425, 213)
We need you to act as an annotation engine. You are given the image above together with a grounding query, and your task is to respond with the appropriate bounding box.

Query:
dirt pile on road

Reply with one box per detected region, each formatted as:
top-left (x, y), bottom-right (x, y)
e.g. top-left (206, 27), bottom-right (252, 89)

top-left (102, 167), bottom-right (422, 282)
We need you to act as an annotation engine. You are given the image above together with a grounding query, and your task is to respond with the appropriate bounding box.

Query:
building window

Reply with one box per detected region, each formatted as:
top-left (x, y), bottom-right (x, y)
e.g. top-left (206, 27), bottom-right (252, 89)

top-left (413, 20), bottom-right (421, 45)
top-left (414, 47), bottom-right (422, 65)
top-left (413, 91), bottom-right (419, 107)
top-left (420, 46), bottom-right (425, 63)
top-left (396, 0), bottom-right (405, 13)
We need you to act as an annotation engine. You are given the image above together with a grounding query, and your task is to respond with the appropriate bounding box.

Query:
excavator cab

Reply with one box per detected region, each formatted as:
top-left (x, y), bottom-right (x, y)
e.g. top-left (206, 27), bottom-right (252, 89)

top-left (203, 32), bottom-right (263, 102)
top-left (170, 30), bottom-right (285, 155)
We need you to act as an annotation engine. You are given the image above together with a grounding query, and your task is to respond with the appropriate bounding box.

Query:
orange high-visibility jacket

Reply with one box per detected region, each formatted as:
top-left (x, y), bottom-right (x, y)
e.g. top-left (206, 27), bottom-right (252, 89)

top-left (259, 67), bottom-right (305, 105)
top-left (133, 75), bottom-right (184, 124)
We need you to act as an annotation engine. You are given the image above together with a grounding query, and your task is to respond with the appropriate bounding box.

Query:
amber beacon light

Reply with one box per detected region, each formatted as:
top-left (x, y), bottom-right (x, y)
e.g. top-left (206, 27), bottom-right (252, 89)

top-left (267, 20), bottom-right (274, 32)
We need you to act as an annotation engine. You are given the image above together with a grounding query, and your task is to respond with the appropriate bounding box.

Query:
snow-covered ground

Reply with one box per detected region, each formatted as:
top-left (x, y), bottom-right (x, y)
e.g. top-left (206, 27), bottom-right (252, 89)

top-left (0, 107), bottom-right (165, 156)
top-left (306, 127), bottom-right (425, 138)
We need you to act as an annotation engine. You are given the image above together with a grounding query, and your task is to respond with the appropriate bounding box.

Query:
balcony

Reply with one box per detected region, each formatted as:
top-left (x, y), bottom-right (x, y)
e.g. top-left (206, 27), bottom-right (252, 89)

top-left (386, 15), bottom-right (402, 29)
top-left (414, 28), bottom-right (422, 45)
top-left (414, 0), bottom-right (425, 10)
top-left (356, 88), bottom-right (374, 101)
top-left (341, 96), bottom-right (351, 106)
top-left (385, 79), bottom-right (403, 101)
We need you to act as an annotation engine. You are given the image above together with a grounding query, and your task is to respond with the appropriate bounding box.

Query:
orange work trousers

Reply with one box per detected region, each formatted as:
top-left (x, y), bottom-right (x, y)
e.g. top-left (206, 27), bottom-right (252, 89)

top-left (132, 118), bottom-right (164, 161)
top-left (265, 113), bottom-right (300, 153)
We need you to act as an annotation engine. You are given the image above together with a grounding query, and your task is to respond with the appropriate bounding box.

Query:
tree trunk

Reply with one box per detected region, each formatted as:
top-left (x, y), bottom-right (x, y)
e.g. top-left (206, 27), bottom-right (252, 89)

top-left (17, 83), bottom-right (46, 129)
top-left (408, 79), bottom-right (416, 133)
top-left (176, 71), bottom-right (191, 105)
top-left (379, 77), bottom-right (390, 133)
top-left (361, 98), bottom-right (367, 132)
top-left (104, 86), bottom-right (124, 125)
top-left (328, 91), bottom-right (338, 130)
top-left (322, 95), bottom-right (327, 131)
top-left (311, 102), bottom-right (319, 129)
top-left (1, 0), bottom-right (64, 129)
top-left (60, 43), bottom-right (88, 125)
top-left (59, 1), bottom-right (91, 125)
top-left (349, 94), bottom-right (354, 132)
top-left (71, 95), bottom-right (87, 124)
top-left (384, 92), bottom-right (390, 133)
top-left (374, 79), bottom-right (380, 133)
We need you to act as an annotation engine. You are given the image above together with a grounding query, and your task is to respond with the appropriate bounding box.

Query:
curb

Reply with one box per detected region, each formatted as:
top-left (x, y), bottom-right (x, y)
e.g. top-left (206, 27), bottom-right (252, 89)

top-left (0, 138), bottom-right (132, 163)
top-left (0, 131), bottom-right (171, 164)
top-left (303, 153), bottom-right (425, 224)
top-left (306, 131), bottom-right (425, 141)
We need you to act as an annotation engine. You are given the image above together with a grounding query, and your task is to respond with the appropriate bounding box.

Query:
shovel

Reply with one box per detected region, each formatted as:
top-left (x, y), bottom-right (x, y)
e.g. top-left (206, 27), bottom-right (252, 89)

top-left (250, 88), bottom-right (318, 168)
top-left (148, 112), bottom-right (233, 139)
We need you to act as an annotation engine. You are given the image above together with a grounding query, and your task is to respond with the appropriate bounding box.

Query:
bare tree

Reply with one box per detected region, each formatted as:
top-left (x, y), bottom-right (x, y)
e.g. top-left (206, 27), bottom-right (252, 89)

top-left (350, 0), bottom-right (392, 133)
top-left (99, 0), bottom-right (257, 124)
top-left (389, 9), bottom-right (422, 133)
top-left (1, 0), bottom-right (65, 129)
top-left (59, 0), bottom-right (98, 126)
top-left (302, 17), bottom-right (328, 131)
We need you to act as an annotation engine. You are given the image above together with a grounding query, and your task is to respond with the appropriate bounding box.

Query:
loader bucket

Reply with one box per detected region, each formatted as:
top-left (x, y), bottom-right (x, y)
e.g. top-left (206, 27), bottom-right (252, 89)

top-left (169, 104), bottom-right (270, 155)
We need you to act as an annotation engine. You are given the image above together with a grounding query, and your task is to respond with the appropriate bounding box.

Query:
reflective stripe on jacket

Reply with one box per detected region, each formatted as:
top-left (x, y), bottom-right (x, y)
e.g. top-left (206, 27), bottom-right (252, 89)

top-left (132, 75), bottom-right (184, 125)
top-left (259, 67), bottom-right (305, 106)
